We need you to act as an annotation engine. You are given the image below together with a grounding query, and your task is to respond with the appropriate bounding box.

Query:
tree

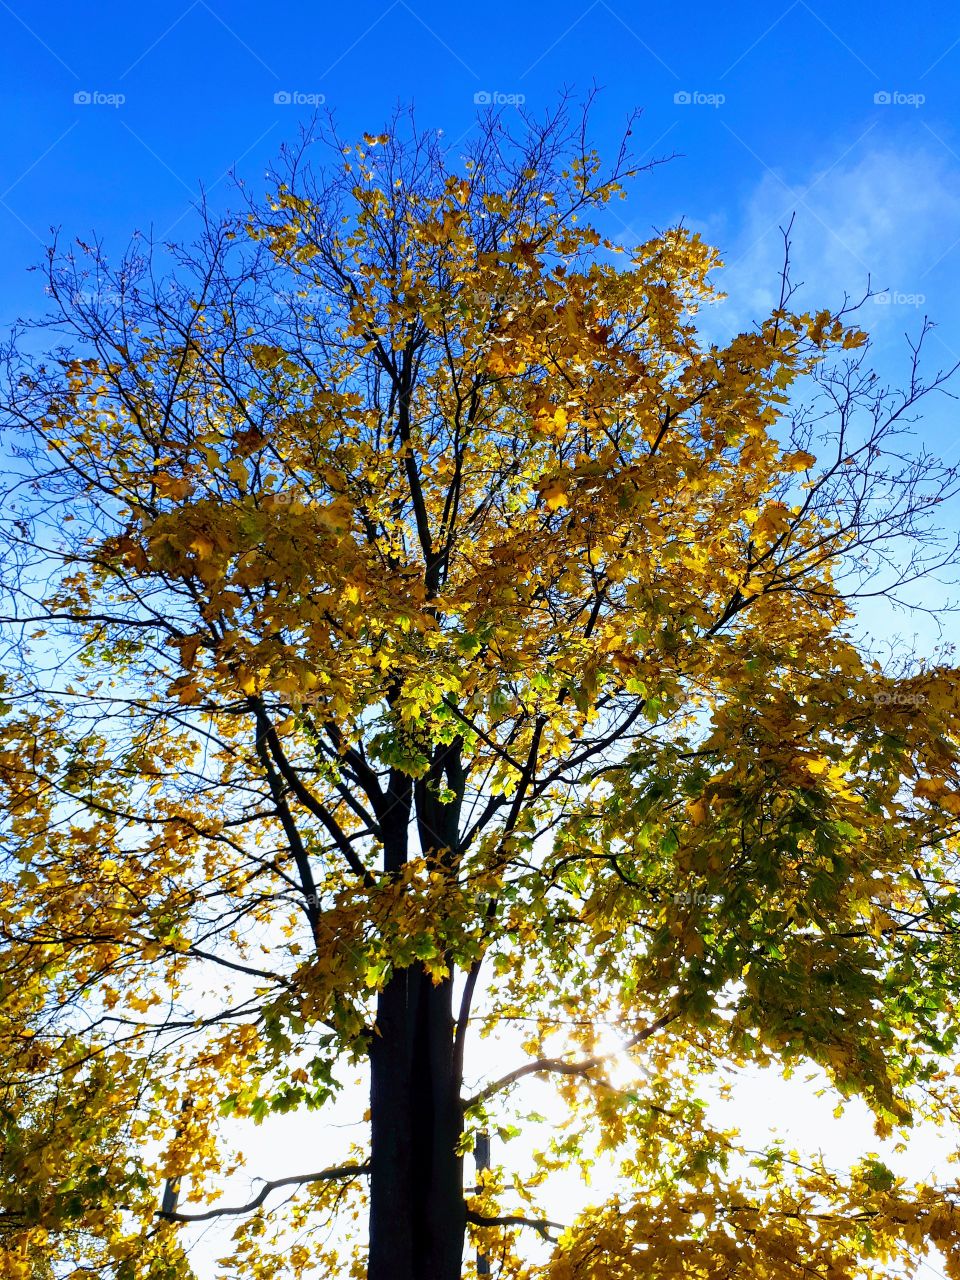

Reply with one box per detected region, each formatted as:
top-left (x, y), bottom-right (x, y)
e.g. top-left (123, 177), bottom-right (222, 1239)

top-left (2, 102), bottom-right (960, 1280)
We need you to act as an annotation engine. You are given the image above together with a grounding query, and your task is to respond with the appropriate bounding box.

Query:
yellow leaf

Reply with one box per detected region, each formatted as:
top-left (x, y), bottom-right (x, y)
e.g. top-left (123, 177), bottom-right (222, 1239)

top-left (178, 635), bottom-right (203, 669)
top-left (176, 679), bottom-right (201, 705)
top-left (540, 480), bottom-right (570, 512)
top-left (188, 534), bottom-right (215, 560)
top-left (686, 798), bottom-right (708, 825)
top-left (842, 328), bottom-right (868, 349)
top-left (153, 472), bottom-right (194, 500)
top-left (782, 450), bottom-right (816, 472)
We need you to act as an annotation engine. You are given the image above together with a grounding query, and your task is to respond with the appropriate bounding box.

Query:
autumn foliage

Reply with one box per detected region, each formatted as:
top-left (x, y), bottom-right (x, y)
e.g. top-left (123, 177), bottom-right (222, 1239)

top-left (2, 106), bottom-right (960, 1279)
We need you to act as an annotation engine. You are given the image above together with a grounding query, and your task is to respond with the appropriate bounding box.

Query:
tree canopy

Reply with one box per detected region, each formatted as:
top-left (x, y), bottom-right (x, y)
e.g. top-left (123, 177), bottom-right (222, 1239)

top-left (2, 105), bottom-right (960, 1280)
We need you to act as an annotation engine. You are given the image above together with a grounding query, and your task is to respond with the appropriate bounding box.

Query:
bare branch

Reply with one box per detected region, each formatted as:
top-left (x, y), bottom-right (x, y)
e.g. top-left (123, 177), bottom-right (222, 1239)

top-left (157, 1162), bottom-right (370, 1223)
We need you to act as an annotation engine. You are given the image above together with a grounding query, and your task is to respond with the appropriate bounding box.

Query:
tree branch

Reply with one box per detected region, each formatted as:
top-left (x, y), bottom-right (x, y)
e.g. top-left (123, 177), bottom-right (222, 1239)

top-left (467, 1208), bottom-right (564, 1240)
top-left (157, 1161), bottom-right (370, 1223)
top-left (251, 697), bottom-right (372, 885)
top-left (464, 1012), bottom-right (675, 1107)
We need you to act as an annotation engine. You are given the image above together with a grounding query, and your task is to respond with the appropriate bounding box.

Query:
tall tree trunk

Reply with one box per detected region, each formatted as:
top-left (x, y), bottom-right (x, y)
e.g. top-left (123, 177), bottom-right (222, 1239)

top-left (368, 964), bottom-right (465, 1280)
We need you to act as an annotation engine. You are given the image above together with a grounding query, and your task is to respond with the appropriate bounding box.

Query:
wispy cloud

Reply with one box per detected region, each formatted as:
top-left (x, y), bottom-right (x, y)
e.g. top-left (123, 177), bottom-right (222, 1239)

top-left (697, 143), bottom-right (960, 342)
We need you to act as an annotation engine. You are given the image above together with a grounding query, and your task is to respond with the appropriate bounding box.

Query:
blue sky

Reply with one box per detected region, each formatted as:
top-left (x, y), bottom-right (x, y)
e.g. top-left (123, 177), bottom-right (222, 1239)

top-left (2, 1), bottom-right (959, 343)
top-left (2, 1), bottom-right (960, 508)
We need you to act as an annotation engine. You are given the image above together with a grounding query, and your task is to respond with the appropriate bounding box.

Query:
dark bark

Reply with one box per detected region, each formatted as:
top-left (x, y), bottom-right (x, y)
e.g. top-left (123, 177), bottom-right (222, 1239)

top-left (368, 966), bottom-right (465, 1280)
top-left (367, 759), bottom-right (466, 1280)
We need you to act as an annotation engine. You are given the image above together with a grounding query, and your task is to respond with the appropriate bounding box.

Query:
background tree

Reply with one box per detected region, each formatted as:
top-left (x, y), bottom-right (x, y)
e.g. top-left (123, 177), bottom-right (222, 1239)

top-left (2, 103), bottom-right (960, 1280)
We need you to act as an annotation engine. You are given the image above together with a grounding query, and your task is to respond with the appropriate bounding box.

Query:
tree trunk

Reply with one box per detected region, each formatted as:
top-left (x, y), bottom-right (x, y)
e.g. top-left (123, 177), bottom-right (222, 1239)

top-left (368, 963), bottom-right (466, 1280)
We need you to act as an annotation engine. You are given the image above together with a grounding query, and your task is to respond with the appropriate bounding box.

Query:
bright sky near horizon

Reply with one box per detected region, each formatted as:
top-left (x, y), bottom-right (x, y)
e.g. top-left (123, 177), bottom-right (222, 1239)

top-left (3, 3), bottom-right (960, 1277)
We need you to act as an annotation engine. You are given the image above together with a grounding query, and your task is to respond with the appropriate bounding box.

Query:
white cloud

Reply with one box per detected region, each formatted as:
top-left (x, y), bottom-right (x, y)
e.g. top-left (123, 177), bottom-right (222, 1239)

top-left (698, 142), bottom-right (960, 344)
